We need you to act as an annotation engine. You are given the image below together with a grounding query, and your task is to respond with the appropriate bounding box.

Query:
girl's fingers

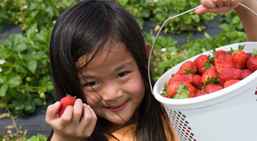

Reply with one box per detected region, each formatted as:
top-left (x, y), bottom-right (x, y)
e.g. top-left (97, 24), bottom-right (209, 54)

top-left (80, 104), bottom-right (97, 134)
top-left (72, 99), bottom-right (83, 122)
top-left (45, 101), bottom-right (60, 123)
top-left (59, 105), bottom-right (73, 127)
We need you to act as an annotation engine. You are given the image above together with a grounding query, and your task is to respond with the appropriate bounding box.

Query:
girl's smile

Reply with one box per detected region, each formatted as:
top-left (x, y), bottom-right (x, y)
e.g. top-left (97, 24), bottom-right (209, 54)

top-left (77, 41), bottom-right (145, 125)
top-left (105, 100), bottom-right (129, 113)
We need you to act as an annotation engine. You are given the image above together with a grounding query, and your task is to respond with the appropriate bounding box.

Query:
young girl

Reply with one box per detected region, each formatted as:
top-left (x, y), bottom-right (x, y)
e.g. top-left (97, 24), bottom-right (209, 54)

top-left (45, 0), bottom-right (257, 140)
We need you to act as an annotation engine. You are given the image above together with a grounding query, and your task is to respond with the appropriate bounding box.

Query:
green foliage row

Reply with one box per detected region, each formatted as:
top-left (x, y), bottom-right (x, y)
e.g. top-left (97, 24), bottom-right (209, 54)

top-left (0, 0), bottom-right (76, 31)
top-left (0, 24), bottom-right (53, 115)
top-left (0, 0), bottom-right (231, 34)
top-left (114, 0), bottom-right (217, 34)
top-left (0, 0), bottom-right (77, 116)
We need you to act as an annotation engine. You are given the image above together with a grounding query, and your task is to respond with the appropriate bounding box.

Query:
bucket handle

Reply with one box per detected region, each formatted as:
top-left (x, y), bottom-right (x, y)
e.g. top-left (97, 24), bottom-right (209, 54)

top-left (147, 3), bottom-right (257, 94)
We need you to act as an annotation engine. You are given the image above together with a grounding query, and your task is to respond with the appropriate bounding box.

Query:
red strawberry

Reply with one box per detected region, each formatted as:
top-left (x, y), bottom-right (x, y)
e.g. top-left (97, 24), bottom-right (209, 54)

top-left (194, 55), bottom-right (213, 74)
top-left (58, 95), bottom-right (76, 117)
top-left (218, 68), bottom-right (242, 85)
top-left (246, 53), bottom-right (252, 59)
top-left (246, 49), bottom-right (257, 72)
top-left (223, 79), bottom-right (240, 88)
top-left (201, 66), bottom-right (218, 85)
top-left (214, 54), bottom-right (234, 73)
top-left (195, 90), bottom-right (208, 97)
top-left (166, 80), bottom-right (184, 97)
top-left (230, 45), bottom-right (247, 69)
top-left (169, 74), bottom-right (193, 83)
top-left (174, 71), bottom-right (180, 76)
top-left (240, 69), bottom-right (252, 79)
top-left (192, 74), bottom-right (203, 90)
top-left (204, 84), bottom-right (223, 93)
top-left (173, 82), bottom-right (197, 99)
top-left (178, 61), bottom-right (197, 75)
top-left (215, 49), bottom-right (227, 57)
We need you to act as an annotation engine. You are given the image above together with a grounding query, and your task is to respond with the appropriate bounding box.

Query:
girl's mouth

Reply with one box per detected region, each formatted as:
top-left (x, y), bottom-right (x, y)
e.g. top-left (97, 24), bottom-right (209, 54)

top-left (105, 100), bottom-right (129, 113)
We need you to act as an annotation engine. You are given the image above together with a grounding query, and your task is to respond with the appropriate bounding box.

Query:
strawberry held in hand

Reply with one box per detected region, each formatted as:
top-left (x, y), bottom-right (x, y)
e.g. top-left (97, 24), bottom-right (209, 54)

top-left (58, 95), bottom-right (76, 117)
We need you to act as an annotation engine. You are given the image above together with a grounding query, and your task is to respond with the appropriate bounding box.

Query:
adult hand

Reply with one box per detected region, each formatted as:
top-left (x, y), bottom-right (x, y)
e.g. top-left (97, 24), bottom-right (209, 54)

top-left (195, 0), bottom-right (243, 14)
top-left (45, 99), bottom-right (97, 141)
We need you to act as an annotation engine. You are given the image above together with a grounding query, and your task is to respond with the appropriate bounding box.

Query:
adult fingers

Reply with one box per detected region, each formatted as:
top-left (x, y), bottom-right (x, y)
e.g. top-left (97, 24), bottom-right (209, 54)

top-left (222, 0), bottom-right (231, 6)
top-left (206, 7), bottom-right (234, 13)
top-left (213, 0), bottom-right (224, 7)
top-left (231, 0), bottom-right (240, 8)
top-left (195, 6), bottom-right (209, 14)
top-left (201, 0), bottom-right (217, 9)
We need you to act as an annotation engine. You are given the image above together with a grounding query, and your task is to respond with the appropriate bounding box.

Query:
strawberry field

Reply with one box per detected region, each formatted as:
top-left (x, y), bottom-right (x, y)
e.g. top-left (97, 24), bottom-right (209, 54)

top-left (0, 0), bottom-right (249, 140)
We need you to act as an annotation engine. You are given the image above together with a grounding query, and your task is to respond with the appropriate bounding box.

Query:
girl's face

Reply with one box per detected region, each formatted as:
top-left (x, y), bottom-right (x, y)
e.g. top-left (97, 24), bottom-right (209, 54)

top-left (77, 42), bottom-right (145, 125)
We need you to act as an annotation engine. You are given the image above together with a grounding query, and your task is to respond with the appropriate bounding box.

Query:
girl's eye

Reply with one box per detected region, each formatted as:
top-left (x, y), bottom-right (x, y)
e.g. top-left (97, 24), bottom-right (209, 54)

top-left (117, 71), bottom-right (129, 78)
top-left (84, 81), bottom-right (99, 87)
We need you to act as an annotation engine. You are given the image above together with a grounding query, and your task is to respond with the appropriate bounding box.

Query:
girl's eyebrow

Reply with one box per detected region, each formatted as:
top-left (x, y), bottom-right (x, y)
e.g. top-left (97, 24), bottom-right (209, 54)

top-left (114, 61), bottom-right (133, 72)
top-left (79, 61), bottom-right (134, 79)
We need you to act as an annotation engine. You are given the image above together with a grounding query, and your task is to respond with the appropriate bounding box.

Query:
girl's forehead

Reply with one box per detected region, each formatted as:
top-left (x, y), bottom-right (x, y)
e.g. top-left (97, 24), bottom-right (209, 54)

top-left (76, 42), bottom-right (130, 70)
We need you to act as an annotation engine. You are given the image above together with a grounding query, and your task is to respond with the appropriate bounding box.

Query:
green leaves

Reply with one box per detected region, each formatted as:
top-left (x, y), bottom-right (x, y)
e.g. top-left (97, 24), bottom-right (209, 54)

top-left (0, 27), bottom-right (53, 115)
top-left (28, 60), bottom-right (37, 73)
top-left (26, 134), bottom-right (46, 141)
top-left (0, 47), bottom-right (12, 59)
top-left (0, 84), bottom-right (8, 97)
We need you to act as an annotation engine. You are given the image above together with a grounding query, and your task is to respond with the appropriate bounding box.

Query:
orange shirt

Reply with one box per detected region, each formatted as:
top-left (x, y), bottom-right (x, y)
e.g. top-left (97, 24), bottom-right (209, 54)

top-left (105, 122), bottom-right (179, 141)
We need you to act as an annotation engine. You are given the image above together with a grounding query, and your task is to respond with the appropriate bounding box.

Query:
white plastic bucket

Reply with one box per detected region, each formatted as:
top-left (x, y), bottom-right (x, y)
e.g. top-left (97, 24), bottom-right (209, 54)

top-left (153, 42), bottom-right (257, 141)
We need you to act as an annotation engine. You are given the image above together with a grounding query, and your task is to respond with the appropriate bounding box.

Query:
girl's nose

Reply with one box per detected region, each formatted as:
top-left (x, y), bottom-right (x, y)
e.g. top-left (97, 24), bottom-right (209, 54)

top-left (101, 83), bottom-right (122, 101)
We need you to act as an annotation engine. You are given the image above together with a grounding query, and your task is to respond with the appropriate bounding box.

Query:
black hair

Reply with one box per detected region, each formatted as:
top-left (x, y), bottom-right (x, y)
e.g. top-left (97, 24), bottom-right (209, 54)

top-left (49, 0), bottom-right (174, 140)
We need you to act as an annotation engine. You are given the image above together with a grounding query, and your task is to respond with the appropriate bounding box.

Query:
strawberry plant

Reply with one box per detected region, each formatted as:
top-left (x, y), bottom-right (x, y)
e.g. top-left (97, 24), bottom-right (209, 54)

top-left (0, 25), bottom-right (53, 115)
top-left (220, 11), bottom-right (244, 30)
top-left (114, 0), bottom-right (155, 28)
top-left (0, 0), bottom-right (76, 32)
top-left (19, 0), bottom-right (76, 32)
top-left (0, 0), bottom-right (24, 25)
top-left (151, 0), bottom-right (216, 34)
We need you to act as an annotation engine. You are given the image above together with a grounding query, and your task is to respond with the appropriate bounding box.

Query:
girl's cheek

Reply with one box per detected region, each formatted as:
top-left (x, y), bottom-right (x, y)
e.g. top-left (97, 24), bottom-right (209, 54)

top-left (84, 92), bottom-right (102, 107)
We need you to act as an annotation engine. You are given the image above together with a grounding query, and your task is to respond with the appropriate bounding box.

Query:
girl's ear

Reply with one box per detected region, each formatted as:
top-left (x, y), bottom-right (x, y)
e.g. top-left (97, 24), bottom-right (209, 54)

top-left (145, 42), bottom-right (151, 57)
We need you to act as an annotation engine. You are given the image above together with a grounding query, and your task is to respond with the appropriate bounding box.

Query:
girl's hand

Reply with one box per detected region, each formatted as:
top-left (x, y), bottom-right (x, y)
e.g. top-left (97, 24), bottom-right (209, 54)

top-left (195, 0), bottom-right (243, 14)
top-left (45, 99), bottom-right (97, 141)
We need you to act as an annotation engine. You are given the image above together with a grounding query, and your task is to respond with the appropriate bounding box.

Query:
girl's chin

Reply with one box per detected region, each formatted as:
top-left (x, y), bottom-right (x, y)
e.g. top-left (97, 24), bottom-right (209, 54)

top-left (107, 113), bottom-right (131, 124)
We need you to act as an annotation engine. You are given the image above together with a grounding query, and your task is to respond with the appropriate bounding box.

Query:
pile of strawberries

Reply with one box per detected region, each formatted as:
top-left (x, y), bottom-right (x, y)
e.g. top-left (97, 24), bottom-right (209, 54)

top-left (162, 45), bottom-right (257, 99)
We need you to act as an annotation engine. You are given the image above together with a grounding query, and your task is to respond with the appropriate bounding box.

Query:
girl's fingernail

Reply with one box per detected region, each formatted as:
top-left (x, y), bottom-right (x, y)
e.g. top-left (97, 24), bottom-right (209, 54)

top-left (54, 101), bottom-right (60, 107)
